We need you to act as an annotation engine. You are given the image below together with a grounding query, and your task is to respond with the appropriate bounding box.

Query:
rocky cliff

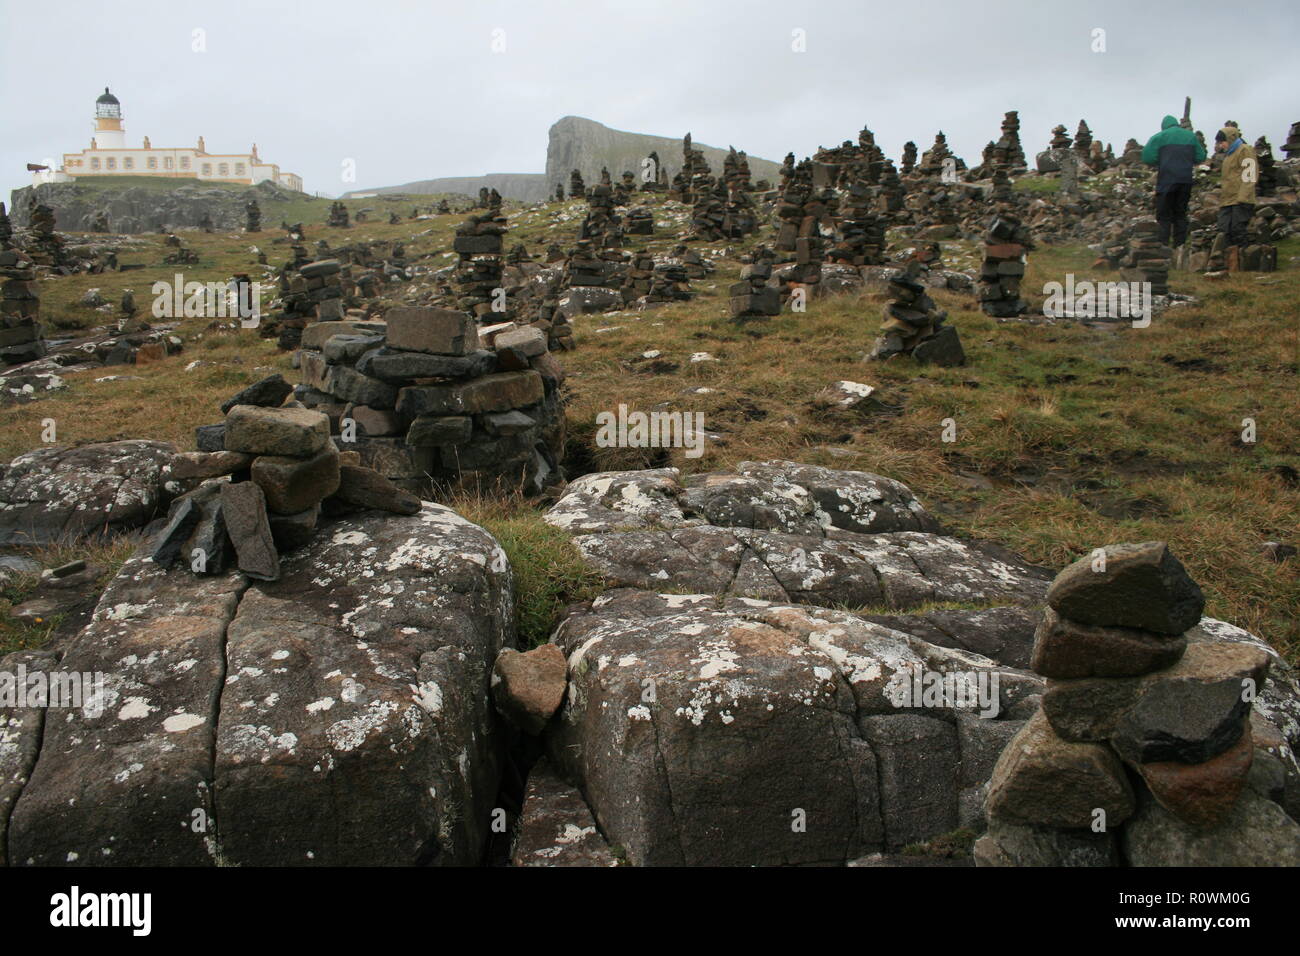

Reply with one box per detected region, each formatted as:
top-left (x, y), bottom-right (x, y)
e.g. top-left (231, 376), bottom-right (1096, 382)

top-left (347, 115), bottom-right (782, 204)
top-left (544, 115), bottom-right (781, 194)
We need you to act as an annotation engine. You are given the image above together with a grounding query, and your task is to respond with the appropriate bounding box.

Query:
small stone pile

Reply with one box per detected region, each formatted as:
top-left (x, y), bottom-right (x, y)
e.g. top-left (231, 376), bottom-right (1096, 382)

top-left (624, 207), bottom-right (654, 235)
top-left (159, 374), bottom-right (420, 581)
top-left (327, 201), bottom-right (350, 228)
top-left (868, 265), bottom-right (964, 365)
top-left (1121, 219), bottom-right (1172, 295)
top-left (294, 307), bottom-right (565, 493)
top-left (453, 193), bottom-right (507, 318)
top-left (266, 257), bottom-right (344, 349)
top-left (0, 247), bottom-right (45, 366)
top-left (977, 542), bottom-right (1299, 867)
top-left (979, 214), bottom-right (1034, 318)
top-left (690, 181), bottom-right (728, 240)
top-left (728, 261), bottom-right (780, 322)
top-left (1283, 122), bottom-right (1300, 160)
top-left (245, 199), bottom-right (261, 233)
top-left (625, 253), bottom-right (691, 308)
top-left (1119, 138), bottom-right (1143, 166)
top-left (569, 169), bottom-right (585, 199)
top-left (918, 132), bottom-right (956, 178)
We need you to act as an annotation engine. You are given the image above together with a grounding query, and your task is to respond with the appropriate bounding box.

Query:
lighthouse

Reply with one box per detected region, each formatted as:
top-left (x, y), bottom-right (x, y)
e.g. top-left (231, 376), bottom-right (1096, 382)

top-left (93, 87), bottom-right (126, 149)
top-left (35, 87), bottom-right (304, 191)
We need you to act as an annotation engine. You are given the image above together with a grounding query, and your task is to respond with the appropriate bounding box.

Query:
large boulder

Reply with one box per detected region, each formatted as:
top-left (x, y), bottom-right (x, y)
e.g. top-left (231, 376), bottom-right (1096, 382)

top-left (0, 440), bottom-right (176, 546)
top-left (6, 502), bottom-right (514, 866)
top-left (544, 589), bottom-right (1039, 866)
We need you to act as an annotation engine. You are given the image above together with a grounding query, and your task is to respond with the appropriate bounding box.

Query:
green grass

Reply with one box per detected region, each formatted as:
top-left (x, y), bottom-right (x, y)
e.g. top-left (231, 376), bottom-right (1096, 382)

top-left (3, 189), bottom-right (1298, 661)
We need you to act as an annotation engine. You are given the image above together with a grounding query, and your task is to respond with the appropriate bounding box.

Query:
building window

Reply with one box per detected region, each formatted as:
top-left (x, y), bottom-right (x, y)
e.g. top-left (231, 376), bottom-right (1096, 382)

top-left (106, 157), bottom-right (116, 170)
top-left (180, 156), bottom-right (190, 169)
top-left (218, 163), bottom-right (229, 176)
top-left (164, 156), bottom-right (174, 169)
top-left (147, 156), bottom-right (157, 169)
top-left (90, 157), bottom-right (100, 170)
top-left (123, 157), bottom-right (134, 170)
top-left (202, 163), bottom-right (212, 176)
top-left (235, 163), bottom-right (245, 176)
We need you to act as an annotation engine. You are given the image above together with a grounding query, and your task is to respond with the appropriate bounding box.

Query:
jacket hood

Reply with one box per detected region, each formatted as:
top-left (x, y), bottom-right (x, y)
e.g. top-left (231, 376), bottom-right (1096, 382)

top-left (1162, 115), bottom-right (1179, 129)
top-left (1220, 125), bottom-right (1241, 142)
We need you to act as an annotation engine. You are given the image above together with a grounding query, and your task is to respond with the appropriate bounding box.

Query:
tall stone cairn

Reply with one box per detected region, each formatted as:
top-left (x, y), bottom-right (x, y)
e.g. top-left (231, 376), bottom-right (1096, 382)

top-left (453, 189), bottom-right (508, 319)
top-left (245, 198), bottom-right (261, 233)
top-left (0, 244), bottom-right (45, 366)
top-left (569, 168), bottom-right (586, 199)
top-left (900, 141), bottom-right (918, 176)
top-left (25, 202), bottom-right (66, 268)
top-left (1074, 120), bottom-right (1094, 168)
top-left (1000, 110), bottom-right (1026, 168)
top-left (979, 213), bottom-right (1034, 317)
top-left (976, 542), bottom-right (1300, 867)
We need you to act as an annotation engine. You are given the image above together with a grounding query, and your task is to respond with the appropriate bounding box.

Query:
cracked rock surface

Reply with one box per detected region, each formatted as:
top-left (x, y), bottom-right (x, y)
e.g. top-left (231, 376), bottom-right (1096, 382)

top-left (6, 501), bottom-right (513, 866)
top-left (0, 440), bottom-right (176, 546)
top-left (525, 462), bottom-right (1300, 866)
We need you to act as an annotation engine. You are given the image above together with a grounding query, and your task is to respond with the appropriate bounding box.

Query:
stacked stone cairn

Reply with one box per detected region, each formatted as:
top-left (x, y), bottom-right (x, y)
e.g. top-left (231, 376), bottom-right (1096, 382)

top-left (1283, 122), bottom-right (1300, 160)
top-left (774, 159), bottom-right (826, 296)
top-left (1049, 125), bottom-right (1072, 150)
top-left (728, 261), bottom-right (780, 322)
top-left (828, 173), bottom-right (886, 265)
top-left (918, 132), bottom-right (956, 178)
top-left (326, 201), bottom-right (350, 228)
top-left (157, 374), bottom-right (420, 582)
top-left (453, 191), bottom-right (508, 319)
top-left (690, 180), bottom-right (728, 240)
top-left (1119, 138), bottom-right (1143, 166)
top-left (0, 243), bottom-right (45, 366)
top-left (640, 150), bottom-right (668, 192)
top-left (868, 263), bottom-right (964, 365)
top-left (265, 255), bottom-right (344, 349)
top-left (1074, 120), bottom-right (1094, 170)
top-left (24, 203), bottom-right (67, 269)
top-left (1000, 110), bottom-right (1027, 169)
top-left (900, 141), bottom-right (918, 176)
top-left (579, 181), bottom-right (623, 249)
top-left (1122, 219), bottom-right (1172, 295)
top-left (976, 542), bottom-right (1299, 867)
top-left (1255, 137), bottom-right (1278, 196)
top-left (569, 169), bottom-right (585, 199)
top-left (245, 199), bottom-right (261, 233)
top-left (613, 171), bottom-right (636, 205)
top-left (979, 214), bottom-right (1034, 317)
top-left (625, 207), bottom-right (654, 235)
top-left (294, 307), bottom-right (565, 493)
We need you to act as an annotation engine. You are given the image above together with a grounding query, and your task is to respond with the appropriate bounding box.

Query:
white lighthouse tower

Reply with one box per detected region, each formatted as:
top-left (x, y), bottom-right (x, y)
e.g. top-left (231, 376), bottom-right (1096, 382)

top-left (92, 87), bottom-right (126, 149)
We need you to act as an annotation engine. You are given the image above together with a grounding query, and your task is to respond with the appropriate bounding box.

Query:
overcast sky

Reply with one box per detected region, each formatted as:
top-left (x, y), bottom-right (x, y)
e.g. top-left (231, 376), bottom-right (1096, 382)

top-left (3, 0), bottom-right (1296, 198)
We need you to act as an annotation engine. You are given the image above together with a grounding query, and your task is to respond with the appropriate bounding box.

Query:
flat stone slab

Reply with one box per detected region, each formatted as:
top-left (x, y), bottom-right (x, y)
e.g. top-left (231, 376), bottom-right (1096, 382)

top-left (6, 502), bottom-right (515, 866)
top-left (0, 440), bottom-right (176, 546)
top-left (511, 759), bottom-right (619, 867)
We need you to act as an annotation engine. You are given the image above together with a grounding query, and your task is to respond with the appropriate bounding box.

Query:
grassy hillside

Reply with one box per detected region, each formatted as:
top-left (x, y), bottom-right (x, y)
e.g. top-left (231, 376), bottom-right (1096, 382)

top-left (2, 197), bottom-right (1297, 659)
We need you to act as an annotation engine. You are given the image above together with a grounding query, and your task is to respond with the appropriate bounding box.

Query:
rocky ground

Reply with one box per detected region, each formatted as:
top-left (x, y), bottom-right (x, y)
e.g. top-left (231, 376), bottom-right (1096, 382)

top-left (0, 142), bottom-right (1297, 866)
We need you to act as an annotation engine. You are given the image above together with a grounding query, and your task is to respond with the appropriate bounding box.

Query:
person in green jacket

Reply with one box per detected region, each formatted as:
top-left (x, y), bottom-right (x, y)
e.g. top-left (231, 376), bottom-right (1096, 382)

top-left (1214, 124), bottom-right (1257, 271)
top-left (1141, 115), bottom-right (1206, 249)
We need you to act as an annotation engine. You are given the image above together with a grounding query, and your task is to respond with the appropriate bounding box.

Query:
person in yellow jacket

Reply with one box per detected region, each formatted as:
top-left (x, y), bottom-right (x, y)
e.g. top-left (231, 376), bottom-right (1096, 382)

top-left (1214, 125), bottom-right (1257, 271)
